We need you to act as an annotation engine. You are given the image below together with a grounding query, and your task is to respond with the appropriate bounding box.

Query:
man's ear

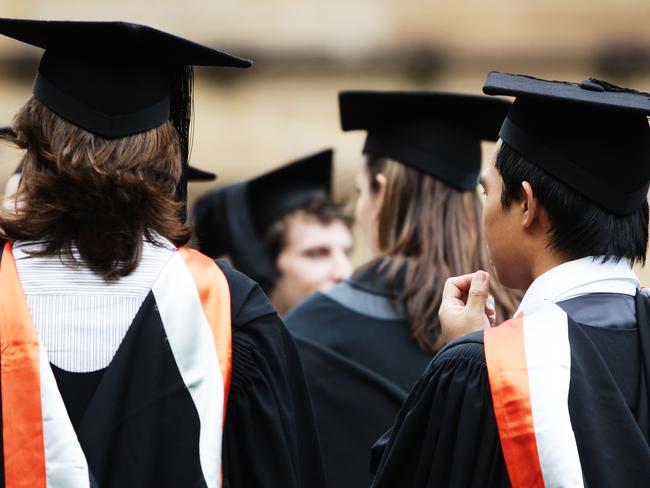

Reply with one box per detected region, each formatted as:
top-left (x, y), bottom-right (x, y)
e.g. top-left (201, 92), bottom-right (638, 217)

top-left (520, 181), bottom-right (540, 229)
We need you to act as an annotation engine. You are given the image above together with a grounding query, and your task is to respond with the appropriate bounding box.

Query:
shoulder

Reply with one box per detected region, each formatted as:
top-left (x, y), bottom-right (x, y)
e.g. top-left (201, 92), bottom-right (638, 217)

top-left (284, 291), bottom-right (343, 330)
top-left (214, 259), bottom-right (277, 329)
top-left (434, 330), bottom-right (486, 366)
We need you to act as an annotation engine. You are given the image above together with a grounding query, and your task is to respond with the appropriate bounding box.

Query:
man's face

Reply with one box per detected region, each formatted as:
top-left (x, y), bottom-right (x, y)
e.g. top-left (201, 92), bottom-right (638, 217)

top-left (271, 213), bottom-right (353, 315)
top-left (480, 144), bottom-right (529, 289)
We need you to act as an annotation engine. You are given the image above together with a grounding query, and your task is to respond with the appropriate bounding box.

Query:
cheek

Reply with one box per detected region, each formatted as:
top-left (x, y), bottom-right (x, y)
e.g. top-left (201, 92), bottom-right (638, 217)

top-left (277, 252), bottom-right (327, 290)
top-left (355, 190), bottom-right (380, 242)
top-left (482, 198), bottom-right (498, 245)
top-left (354, 192), bottom-right (369, 229)
top-left (483, 197), bottom-right (508, 264)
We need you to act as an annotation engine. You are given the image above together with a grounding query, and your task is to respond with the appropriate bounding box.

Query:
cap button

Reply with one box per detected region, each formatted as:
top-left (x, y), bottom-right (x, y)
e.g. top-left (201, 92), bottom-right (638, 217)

top-left (579, 78), bottom-right (605, 92)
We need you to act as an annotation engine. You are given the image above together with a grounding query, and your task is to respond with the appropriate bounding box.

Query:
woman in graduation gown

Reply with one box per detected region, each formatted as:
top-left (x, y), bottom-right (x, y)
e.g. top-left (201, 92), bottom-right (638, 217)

top-left (0, 19), bottom-right (324, 488)
top-left (284, 91), bottom-right (520, 487)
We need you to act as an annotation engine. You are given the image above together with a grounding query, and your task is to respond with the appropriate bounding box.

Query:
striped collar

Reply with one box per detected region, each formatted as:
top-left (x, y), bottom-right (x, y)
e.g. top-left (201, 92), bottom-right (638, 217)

top-left (12, 233), bottom-right (176, 259)
top-left (516, 256), bottom-right (639, 316)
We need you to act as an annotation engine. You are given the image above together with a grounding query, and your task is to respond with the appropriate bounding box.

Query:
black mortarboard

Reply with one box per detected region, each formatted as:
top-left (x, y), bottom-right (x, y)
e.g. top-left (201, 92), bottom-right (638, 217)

top-left (192, 149), bottom-right (333, 287)
top-left (483, 72), bottom-right (650, 216)
top-left (187, 166), bottom-right (216, 182)
top-left (339, 91), bottom-right (510, 190)
top-left (0, 18), bottom-right (251, 212)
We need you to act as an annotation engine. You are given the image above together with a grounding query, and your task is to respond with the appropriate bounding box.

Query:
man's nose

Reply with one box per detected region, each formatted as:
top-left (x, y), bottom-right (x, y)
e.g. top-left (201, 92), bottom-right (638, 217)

top-left (331, 251), bottom-right (353, 283)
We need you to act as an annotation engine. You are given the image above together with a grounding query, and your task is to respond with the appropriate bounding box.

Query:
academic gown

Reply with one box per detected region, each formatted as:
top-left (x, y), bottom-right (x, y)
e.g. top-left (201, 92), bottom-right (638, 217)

top-left (285, 260), bottom-right (434, 487)
top-left (293, 336), bottom-right (406, 488)
top-left (286, 259), bottom-right (435, 392)
top-left (0, 257), bottom-right (326, 488)
top-left (370, 292), bottom-right (650, 488)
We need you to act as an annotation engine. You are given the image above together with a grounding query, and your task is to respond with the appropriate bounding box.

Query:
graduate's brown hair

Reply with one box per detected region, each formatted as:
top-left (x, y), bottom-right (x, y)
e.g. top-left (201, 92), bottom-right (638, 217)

top-left (0, 97), bottom-right (191, 280)
top-left (366, 155), bottom-right (520, 353)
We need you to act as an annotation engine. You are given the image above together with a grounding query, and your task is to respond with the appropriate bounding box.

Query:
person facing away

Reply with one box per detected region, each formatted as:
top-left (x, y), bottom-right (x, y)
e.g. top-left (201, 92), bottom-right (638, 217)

top-left (192, 149), bottom-right (353, 316)
top-left (284, 91), bottom-right (520, 488)
top-left (371, 72), bottom-right (650, 488)
top-left (0, 19), bottom-right (325, 488)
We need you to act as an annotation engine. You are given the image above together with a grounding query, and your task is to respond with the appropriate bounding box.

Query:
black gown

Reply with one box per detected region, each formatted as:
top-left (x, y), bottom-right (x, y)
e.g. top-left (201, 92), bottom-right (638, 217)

top-left (285, 260), bottom-right (434, 488)
top-left (370, 292), bottom-right (650, 488)
top-left (0, 257), bottom-right (326, 488)
top-left (286, 259), bottom-right (435, 392)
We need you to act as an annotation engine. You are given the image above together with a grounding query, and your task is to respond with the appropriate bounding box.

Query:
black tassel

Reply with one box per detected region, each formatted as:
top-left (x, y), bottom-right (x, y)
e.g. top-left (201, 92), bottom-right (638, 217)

top-left (170, 65), bottom-right (194, 221)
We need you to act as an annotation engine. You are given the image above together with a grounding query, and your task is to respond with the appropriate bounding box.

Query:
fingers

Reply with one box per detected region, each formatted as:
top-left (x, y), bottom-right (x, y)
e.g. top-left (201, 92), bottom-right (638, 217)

top-left (465, 270), bottom-right (490, 316)
top-left (442, 273), bottom-right (475, 301)
top-left (439, 271), bottom-right (493, 344)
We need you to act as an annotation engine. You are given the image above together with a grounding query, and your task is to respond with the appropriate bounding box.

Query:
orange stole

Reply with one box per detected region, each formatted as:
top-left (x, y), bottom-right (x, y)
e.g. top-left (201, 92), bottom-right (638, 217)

top-left (178, 247), bottom-right (233, 421)
top-left (484, 318), bottom-right (545, 488)
top-left (0, 242), bottom-right (47, 488)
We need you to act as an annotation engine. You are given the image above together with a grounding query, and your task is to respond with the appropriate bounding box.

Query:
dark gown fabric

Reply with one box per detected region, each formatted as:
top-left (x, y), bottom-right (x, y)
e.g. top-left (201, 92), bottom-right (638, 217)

top-left (285, 260), bottom-right (433, 487)
top-left (0, 257), bottom-right (325, 488)
top-left (294, 336), bottom-right (406, 488)
top-left (220, 262), bottom-right (325, 488)
top-left (370, 292), bottom-right (650, 488)
top-left (286, 259), bottom-right (435, 392)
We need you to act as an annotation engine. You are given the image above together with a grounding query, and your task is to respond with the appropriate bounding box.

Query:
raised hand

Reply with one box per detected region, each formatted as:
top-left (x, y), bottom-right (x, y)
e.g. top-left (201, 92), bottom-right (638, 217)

top-left (438, 270), bottom-right (495, 343)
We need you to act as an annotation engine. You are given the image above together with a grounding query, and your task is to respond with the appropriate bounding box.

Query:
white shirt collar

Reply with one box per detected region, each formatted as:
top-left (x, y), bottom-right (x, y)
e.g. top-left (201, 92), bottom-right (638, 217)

top-left (516, 256), bottom-right (640, 316)
top-left (13, 233), bottom-right (176, 260)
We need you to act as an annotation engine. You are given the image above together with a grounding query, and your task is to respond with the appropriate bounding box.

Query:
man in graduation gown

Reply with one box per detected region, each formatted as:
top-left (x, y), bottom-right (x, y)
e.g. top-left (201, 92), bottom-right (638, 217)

top-left (0, 19), bottom-right (325, 488)
top-left (193, 149), bottom-right (353, 317)
top-left (370, 73), bottom-right (650, 487)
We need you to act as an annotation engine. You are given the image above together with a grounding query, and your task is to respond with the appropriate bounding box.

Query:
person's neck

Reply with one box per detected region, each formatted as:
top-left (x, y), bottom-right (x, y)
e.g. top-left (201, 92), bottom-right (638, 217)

top-left (522, 249), bottom-right (570, 290)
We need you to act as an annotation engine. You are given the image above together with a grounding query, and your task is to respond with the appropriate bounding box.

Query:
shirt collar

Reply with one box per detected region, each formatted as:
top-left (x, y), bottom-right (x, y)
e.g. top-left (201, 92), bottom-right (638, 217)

top-left (516, 256), bottom-right (640, 316)
top-left (13, 233), bottom-right (176, 260)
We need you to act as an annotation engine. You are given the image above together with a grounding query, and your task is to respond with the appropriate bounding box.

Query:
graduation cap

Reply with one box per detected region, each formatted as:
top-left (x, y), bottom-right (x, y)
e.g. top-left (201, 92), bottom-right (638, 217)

top-left (0, 18), bottom-right (251, 210)
top-left (192, 149), bottom-right (333, 287)
top-left (187, 166), bottom-right (216, 182)
top-left (339, 91), bottom-right (510, 191)
top-left (483, 72), bottom-right (650, 216)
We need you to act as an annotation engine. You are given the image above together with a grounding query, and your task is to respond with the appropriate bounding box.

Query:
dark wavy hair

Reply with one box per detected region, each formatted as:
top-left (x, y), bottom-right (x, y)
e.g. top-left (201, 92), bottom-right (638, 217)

top-left (0, 97), bottom-right (192, 280)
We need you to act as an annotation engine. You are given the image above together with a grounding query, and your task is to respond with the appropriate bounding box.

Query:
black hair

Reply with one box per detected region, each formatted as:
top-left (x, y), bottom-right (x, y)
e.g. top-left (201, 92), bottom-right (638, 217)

top-left (495, 142), bottom-right (648, 265)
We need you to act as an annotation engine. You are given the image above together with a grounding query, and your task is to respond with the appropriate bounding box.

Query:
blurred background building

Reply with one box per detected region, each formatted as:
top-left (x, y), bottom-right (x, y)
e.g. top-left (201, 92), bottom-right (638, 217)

top-left (1, 0), bottom-right (649, 274)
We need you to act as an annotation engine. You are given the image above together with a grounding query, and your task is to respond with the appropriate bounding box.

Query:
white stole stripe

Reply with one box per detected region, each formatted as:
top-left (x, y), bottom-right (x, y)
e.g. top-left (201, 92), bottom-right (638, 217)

top-left (38, 346), bottom-right (90, 487)
top-left (152, 253), bottom-right (224, 488)
top-left (523, 303), bottom-right (584, 487)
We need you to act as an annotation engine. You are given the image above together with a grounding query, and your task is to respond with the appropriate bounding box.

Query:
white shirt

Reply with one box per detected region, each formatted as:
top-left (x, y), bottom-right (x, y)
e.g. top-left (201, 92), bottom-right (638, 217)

top-left (516, 256), bottom-right (640, 317)
top-left (13, 238), bottom-right (176, 372)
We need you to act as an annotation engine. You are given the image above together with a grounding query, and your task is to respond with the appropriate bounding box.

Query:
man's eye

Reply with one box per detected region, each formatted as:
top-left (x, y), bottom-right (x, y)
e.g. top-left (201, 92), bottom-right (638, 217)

top-left (303, 247), bottom-right (330, 259)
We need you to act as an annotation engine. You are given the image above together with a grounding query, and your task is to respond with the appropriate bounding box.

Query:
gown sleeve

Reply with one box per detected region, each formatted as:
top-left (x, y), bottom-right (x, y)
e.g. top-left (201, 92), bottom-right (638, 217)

top-left (370, 334), bottom-right (510, 488)
top-left (217, 261), bottom-right (326, 488)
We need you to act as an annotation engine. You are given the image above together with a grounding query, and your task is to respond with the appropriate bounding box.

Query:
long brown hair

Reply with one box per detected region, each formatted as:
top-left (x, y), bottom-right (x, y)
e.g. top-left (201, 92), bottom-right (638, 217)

top-left (0, 97), bottom-right (191, 280)
top-left (367, 155), bottom-right (520, 353)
